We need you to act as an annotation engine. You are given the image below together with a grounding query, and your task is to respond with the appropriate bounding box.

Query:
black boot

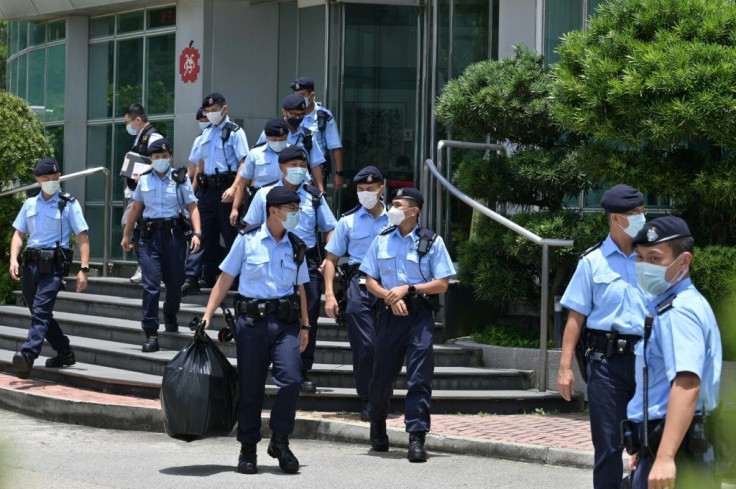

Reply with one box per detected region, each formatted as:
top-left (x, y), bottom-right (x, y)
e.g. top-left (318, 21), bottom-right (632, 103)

top-left (369, 420), bottom-right (389, 452)
top-left (164, 313), bottom-right (178, 333)
top-left (407, 432), bottom-right (427, 463)
top-left (360, 399), bottom-right (370, 422)
top-left (181, 276), bottom-right (200, 296)
top-left (237, 443), bottom-right (257, 474)
top-left (142, 332), bottom-right (159, 353)
top-left (300, 372), bottom-right (316, 393)
top-left (267, 434), bottom-right (299, 474)
top-left (12, 351), bottom-right (35, 380)
top-left (45, 349), bottom-right (75, 368)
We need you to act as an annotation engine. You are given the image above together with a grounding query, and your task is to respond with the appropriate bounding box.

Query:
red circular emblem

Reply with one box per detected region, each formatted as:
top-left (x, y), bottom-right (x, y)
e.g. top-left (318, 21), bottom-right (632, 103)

top-left (179, 46), bottom-right (200, 83)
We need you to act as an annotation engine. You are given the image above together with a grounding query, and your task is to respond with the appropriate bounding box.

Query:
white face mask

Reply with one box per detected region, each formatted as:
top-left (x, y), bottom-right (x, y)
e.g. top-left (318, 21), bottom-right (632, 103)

top-left (205, 110), bottom-right (224, 126)
top-left (198, 121), bottom-right (211, 131)
top-left (387, 206), bottom-right (406, 226)
top-left (268, 140), bottom-right (288, 153)
top-left (41, 180), bottom-right (60, 195)
top-left (357, 190), bottom-right (380, 209)
top-left (619, 213), bottom-right (646, 238)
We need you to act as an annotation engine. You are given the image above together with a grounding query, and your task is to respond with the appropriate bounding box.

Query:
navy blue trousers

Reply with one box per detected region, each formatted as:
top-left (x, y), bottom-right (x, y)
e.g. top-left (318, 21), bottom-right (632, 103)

top-left (631, 444), bottom-right (718, 489)
top-left (138, 228), bottom-right (187, 332)
top-left (345, 274), bottom-right (376, 400)
top-left (369, 308), bottom-right (434, 433)
top-left (235, 312), bottom-right (301, 444)
top-left (300, 254), bottom-right (322, 373)
top-left (197, 186), bottom-right (237, 280)
top-left (21, 261), bottom-right (70, 356)
top-left (183, 244), bottom-right (203, 278)
top-left (587, 353), bottom-right (636, 489)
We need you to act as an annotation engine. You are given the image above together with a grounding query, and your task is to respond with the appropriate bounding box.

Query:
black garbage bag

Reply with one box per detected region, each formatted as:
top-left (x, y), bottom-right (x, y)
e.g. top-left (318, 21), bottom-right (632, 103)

top-left (160, 326), bottom-right (238, 442)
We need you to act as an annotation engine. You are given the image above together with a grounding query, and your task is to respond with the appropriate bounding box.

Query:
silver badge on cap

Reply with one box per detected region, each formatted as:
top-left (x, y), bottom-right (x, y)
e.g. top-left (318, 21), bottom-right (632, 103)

top-left (208, 97), bottom-right (213, 105)
top-left (397, 189), bottom-right (403, 197)
top-left (295, 83), bottom-right (300, 90)
top-left (647, 227), bottom-right (658, 242)
top-left (367, 175), bottom-right (373, 183)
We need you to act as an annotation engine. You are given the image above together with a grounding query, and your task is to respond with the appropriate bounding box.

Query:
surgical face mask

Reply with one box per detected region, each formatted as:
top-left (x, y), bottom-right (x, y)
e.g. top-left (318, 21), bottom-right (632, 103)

top-left (280, 209), bottom-right (301, 231)
top-left (198, 121), bottom-right (211, 131)
top-left (635, 254), bottom-right (687, 296)
top-left (126, 124), bottom-right (137, 136)
top-left (153, 159), bottom-right (171, 174)
top-left (619, 213), bottom-right (646, 238)
top-left (285, 167), bottom-right (309, 185)
top-left (286, 117), bottom-right (303, 128)
top-left (41, 180), bottom-right (60, 195)
top-left (268, 140), bottom-right (288, 153)
top-left (387, 206), bottom-right (407, 226)
top-left (357, 190), bottom-right (380, 209)
top-left (304, 96), bottom-right (311, 108)
top-left (205, 110), bottom-right (224, 126)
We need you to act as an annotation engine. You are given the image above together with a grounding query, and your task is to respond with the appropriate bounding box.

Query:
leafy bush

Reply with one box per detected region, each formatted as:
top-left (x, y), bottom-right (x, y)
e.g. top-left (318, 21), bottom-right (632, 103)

top-left (471, 324), bottom-right (546, 348)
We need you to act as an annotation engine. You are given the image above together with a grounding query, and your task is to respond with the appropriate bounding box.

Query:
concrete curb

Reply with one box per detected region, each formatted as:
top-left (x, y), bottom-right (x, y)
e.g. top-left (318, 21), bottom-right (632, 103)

top-left (0, 384), bottom-right (594, 469)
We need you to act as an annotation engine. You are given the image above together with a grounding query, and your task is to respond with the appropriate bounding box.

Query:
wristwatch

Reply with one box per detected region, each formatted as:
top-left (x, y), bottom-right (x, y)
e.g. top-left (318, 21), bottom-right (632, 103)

top-left (80, 267), bottom-right (90, 274)
top-left (192, 232), bottom-right (202, 239)
top-left (408, 284), bottom-right (416, 294)
top-left (301, 324), bottom-right (311, 331)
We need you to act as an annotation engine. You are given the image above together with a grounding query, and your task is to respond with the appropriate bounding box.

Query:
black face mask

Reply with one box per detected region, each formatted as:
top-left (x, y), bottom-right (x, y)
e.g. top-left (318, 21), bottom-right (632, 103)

top-left (286, 117), bottom-right (303, 128)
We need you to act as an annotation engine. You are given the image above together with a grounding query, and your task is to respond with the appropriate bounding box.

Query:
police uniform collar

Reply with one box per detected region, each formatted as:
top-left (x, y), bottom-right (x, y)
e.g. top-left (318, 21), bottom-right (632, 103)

top-left (37, 188), bottom-right (60, 203)
top-left (600, 234), bottom-right (633, 258)
top-left (666, 276), bottom-right (692, 297)
top-left (357, 201), bottom-right (387, 219)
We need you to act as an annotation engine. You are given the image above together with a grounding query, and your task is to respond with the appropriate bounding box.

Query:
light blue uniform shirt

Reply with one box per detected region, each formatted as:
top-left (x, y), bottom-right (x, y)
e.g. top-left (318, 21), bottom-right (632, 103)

top-left (13, 190), bottom-right (89, 249)
top-left (626, 278), bottom-right (722, 422)
top-left (360, 225), bottom-right (456, 289)
top-left (198, 116), bottom-right (249, 175)
top-left (325, 204), bottom-right (389, 265)
top-left (256, 127), bottom-right (325, 168)
top-left (238, 143), bottom-right (283, 188)
top-left (132, 168), bottom-right (197, 219)
top-left (560, 235), bottom-right (647, 336)
top-left (244, 180), bottom-right (337, 249)
top-left (300, 105), bottom-right (342, 155)
top-left (220, 223), bottom-right (309, 299)
top-left (188, 135), bottom-right (202, 165)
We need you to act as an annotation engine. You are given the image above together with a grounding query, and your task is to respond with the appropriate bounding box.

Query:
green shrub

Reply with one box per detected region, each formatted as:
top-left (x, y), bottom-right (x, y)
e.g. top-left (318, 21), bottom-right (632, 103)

top-left (471, 324), bottom-right (544, 348)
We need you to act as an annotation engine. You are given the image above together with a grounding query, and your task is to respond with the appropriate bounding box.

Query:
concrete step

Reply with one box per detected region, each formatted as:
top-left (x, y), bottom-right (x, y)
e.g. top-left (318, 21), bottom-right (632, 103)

top-left (0, 304), bottom-right (478, 368)
top-left (0, 325), bottom-right (530, 391)
top-left (0, 349), bottom-right (581, 415)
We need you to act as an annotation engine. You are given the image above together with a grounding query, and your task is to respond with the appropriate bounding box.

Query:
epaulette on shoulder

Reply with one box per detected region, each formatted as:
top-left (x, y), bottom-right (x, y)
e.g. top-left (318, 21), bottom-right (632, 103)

top-left (287, 231), bottom-right (305, 247)
top-left (380, 225), bottom-right (397, 236)
top-left (341, 204), bottom-right (361, 218)
top-left (140, 168), bottom-right (153, 176)
top-left (303, 183), bottom-right (323, 198)
top-left (252, 141), bottom-right (267, 148)
top-left (579, 240), bottom-right (604, 260)
top-left (225, 121), bottom-right (240, 132)
top-left (239, 223), bottom-right (261, 235)
top-left (58, 191), bottom-right (76, 202)
top-left (656, 293), bottom-right (677, 316)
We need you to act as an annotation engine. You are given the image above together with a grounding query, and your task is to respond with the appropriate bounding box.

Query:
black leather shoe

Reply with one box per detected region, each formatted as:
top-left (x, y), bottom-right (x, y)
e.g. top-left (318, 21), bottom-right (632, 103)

top-left (267, 434), bottom-right (299, 474)
top-left (142, 333), bottom-right (159, 353)
top-left (12, 351), bottom-right (34, 379)
top-left (360, 400), bottom-right (370, 422)
top-left (407, 432), bottom-right (427, 463)
top-left (300, 373), bottom-right (316, 393)
top-left (181, 276), bottom-right (200, 296)
top-left (237, 443), bottom-right (257, 474)
top-left (164, 313), bottom-right (178, 333)
top-left (45, 349), bottom-right (75, 368)
top-left (201, 274), bottom-right (217, 288)
top-left (370, 420), bottom-right (389, 452)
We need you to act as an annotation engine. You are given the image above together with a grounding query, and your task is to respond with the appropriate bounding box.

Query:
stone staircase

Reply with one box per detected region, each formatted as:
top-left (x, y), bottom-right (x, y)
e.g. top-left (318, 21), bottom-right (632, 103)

top-left (0, 276), bottom-right (582, 414)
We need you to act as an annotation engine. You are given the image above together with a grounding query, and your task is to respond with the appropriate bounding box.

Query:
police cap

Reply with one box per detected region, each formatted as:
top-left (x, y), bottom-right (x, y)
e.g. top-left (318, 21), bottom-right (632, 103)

top-left (290, 77), bottom-right (315, 92)
top-left (354, 166), bottom-right (383, 184)
top-left (147, 138), bottom-right (172, 155)
top-left (392, 187), bottom-right (424, 205)
top-left (202, 92), bottom-right (226, 108)
top-left (600, 184), bottom-right (644, 213)
top-left (196, 106), bottom-right (206, 120)
top-left (266, 186), bottom-right (301, 207)
top-left (632, 216), bottom-right (691, 247)
top-left (283, 94), bottom-right (307, 111)
top-left (35, 157), bottom-right (60, 176)
top-left (278, 145), bottom-right (308, 164)
top-left (265, 118), bottom-right (289, 137)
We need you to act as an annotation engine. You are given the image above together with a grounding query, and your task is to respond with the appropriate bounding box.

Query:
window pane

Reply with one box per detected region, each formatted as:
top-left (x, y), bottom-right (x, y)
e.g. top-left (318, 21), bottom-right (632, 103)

top-left (117, 11), bottom-right (144, 34)
top-left (147, 6), bottom-right (176, 29)
top-left (86, 124), bottom-right (112, 202)
top-left (47, 20), bottom-right (66, 41)
top-left (85, 205), bottom-right (123, 260)
top-left (146, 33), bottom-right (175, 115)
top-left (88, 41), bottom-right (114, 119)
top-left (152, 119), bottom-right (174, 147)
top-left (18, 22), bottom-right (28, 51)
top-left (10, 21), bottom-right (18, 55)
top-left (8, 57), bottom-right (17, 93)
top-left (545, 0), bottom-right (583, 64)
top-left (114, 123), bottom-right (132, 202)
top-left (588, 0), bottom-right (607, 17)
top-left (46, 125), bottom-right (65, 171)
top-left (27, 49), bottom-right (46, 115)
top-left (89, 16), bottom-right (114, 38)
top-left (30, 22), bottom-right (46, 46)
top-left (452, 0), bottom-right (489, 78)
top-left (115, 37), bottom-right (144, 117)
top-left (46, 44), bottom-right (66, 122)
top-left (17, 53), bottom-right (27, 99)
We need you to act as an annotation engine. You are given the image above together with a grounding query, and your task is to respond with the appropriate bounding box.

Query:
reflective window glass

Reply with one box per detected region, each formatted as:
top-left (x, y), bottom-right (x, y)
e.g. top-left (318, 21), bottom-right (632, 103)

top-left (18, 22), bottom-right (28, 51)
top-left (117, 11), bottom-right (144, 34)
top-left (89, 16), bottom-right (115, 38)
top-left (146, 33), bottom-right (175, 114)
top-left (46, 44), bottom-right (66, 122)
top-left (115, 37), bottom-right (144, 116)
top-left (30, 22), bottom-right (46, 46)
top-left (86, 124), bottom-right (112, 201)
top-left (147, 6), bottom-right (176, 29)
top-left (27, 49), bottom-right (46, 113)
top-left (47, 20), bottom-right (66, 41)
top-left (17, 53), bottom-right (27, 99)
top-left (545, 0), bottom-right (583, 64)
top-left (452, 0), bottom-right (489, 78)
top-left (88, 42), bottom-right (114, 119)
top-left (10, 21), bottom-right (19, 55)
top-left (8, 57), bottom-right (17, 93)
top-left (46, 125), bottom-right (65, 171)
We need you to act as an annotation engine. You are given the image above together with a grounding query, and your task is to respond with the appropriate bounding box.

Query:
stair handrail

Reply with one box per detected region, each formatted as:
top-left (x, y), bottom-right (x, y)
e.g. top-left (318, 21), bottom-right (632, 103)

top-left (420, 140), bottom-right (574, 392)
top-left (0, 167), bottom-right (112, 277)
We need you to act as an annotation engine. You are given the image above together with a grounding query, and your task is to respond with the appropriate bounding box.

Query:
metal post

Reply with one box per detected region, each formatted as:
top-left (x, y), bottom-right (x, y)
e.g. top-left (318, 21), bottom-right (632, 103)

top-left (436, 141), bottom-right (445, 237)
top-left (102, 168), bottom-right (110, 277)
top-left (539, 243), bottom-right (550, 392)
top-left (554, 295), bottom-right (563, 348)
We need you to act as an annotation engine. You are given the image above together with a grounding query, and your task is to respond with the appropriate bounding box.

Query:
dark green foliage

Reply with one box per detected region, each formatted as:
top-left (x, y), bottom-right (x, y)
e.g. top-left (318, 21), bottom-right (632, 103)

top-left (471, 324), bottom-right (548, 348)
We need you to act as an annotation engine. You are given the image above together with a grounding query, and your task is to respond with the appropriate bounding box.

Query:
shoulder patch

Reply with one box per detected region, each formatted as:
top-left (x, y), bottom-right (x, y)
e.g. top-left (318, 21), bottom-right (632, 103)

top-left (58, 191), bottom-right (76, 203)
top-left (579, 240), bottom-right (604, 260)
top-left (656, 293), bottom-right (677, 316)
top-left (341, 204), bottom-right (361, 217)
top-left (225, 121), bottom-right (240, 132)
top-left (303, 183), bottom-right (323, 199)
top-left (380, 225), bottom-right (397, 236)
top-left (239, 223), bottom-right (261, 235)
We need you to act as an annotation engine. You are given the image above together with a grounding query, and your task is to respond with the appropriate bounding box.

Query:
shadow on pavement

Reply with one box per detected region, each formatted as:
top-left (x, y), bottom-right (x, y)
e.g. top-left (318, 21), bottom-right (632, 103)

top-left (159, 464), bottom-right (235, 476)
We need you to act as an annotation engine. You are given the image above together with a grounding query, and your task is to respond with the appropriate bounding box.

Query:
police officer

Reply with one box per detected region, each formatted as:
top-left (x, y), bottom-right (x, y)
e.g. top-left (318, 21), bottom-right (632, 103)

top-left (188, 106), bottom-right (210, 180)
top-left (323, 166), bottom-right (389, 420)
top-left (290, 76), bottom-right (345, 191)
top-left (9, 158), bottom-right (90, 379)
top-left (625, 216), bottom-right (722, 489)
top-left (359, 187), bottom-right (455, 463)
top-left (244, 145), bottom-right (337, 393)
top-left (557, 184), bottom-right (649, 489)
top-left (227, 118), bottom-right (290, 227)
top-left (200, 186), bottom-right (310, 475)
top-left (121, 139), bottom-right (201, 352)
top-left (255, 94), bottom-right (326, 192)
top-left (190, 92), bottom-right (249, 288)
top-left (122, 103), bottom-right (162, 284)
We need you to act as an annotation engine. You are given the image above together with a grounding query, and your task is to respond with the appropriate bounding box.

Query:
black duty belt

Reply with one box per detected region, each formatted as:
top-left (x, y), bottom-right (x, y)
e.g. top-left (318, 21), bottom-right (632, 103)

top-left (196, 171), bottom-right (236, 190)
top-left (23, 247), bottom-right (73, 262)
top-left (306, 246), bottom-right (322, 261)
top-left (586, 329), bottom-right (641, 360)
top-left (141, 217), bottom-right (184, 236)
top-left (235, 293), bottom-right (299, 319)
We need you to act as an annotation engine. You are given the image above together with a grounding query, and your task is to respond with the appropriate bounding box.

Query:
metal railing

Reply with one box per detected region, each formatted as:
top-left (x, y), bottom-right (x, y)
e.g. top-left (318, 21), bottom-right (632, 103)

top-left (420, 140), bottom-right (574, 392)
top-left (0, 167), bottom-right (112, 277)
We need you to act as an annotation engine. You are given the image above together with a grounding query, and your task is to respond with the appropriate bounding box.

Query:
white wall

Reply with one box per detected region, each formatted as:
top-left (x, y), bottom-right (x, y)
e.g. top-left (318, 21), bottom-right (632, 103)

top-left (497, 0), bottom-right (538, 59)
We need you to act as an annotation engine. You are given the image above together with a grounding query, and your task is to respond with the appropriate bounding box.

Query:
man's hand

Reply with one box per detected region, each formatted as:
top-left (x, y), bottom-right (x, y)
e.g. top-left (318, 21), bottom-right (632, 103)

top-left (325, 295), bottom-right (338, 319)
top-left (200, 316), bottom-right (211, 330)
top-left (299, 329), bottom-right (309, 352)
top-left (648, 455), bottom-right (676, 489)
top-left (557, 367), bottom-right (575, 401)
top-left (229, 208), bottom-right (240, 227)
top-left (385, 285), bottom-right (409, 306)
top-left (121, 236), bottom-right (133, 252)
top-left (390, 299), bottom-right (408, 316)
top-left (221, 185), bottom-right (236, 203)
top-left (76, 270), bottom-right (88, 293)
top-left (9, 259), bottom-right (20, 281)
top-left (333, 173), bottom-right (343, 191)
top-left (190, 235), bottom-right (201, 253)
top-left (318, 259), bottom-right (327, 275)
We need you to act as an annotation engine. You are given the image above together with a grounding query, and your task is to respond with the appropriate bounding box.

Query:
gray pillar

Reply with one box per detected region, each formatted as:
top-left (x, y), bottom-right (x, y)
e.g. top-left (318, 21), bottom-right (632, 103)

top-left (63, 15), bottom-right (89, 204)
